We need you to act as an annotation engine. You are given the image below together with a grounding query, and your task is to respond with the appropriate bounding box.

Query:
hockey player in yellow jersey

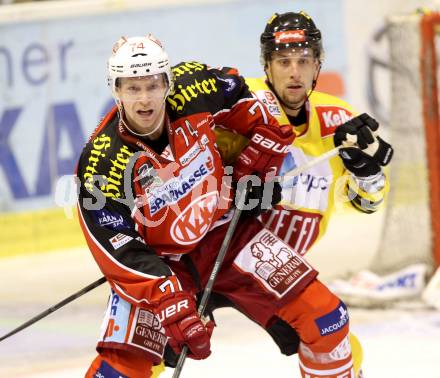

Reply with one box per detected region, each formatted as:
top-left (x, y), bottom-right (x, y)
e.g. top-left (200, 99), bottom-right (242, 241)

top-left (154, 11), bottom-right (392, 378)
top-left (217, 11), bottom-right (392, 250)
top-left (214, 10), bottom-right (393, 378)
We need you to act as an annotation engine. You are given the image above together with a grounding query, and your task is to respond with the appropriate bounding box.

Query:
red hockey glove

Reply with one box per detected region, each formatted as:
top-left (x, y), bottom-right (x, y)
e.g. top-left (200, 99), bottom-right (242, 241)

top-left (232, 125), bottom-right (293, 216)
top-left (156, 292), bottom-right (214, 360)
top-left (233, 124), bottom-right (294, 182)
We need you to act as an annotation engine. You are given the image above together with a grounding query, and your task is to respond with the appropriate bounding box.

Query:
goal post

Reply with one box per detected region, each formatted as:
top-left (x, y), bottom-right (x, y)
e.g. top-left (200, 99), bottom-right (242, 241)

top-left (328, 10), bottom-right (440, 307)
top-left (371, 10), bottom-right (440, 275)
top-left (420, 12), bottom-right (440, 270)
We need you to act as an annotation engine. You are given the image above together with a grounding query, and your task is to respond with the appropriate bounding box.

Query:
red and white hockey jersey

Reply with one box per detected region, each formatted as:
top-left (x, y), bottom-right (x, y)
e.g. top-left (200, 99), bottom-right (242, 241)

top-left (76, 62), bottom-right (280, 308)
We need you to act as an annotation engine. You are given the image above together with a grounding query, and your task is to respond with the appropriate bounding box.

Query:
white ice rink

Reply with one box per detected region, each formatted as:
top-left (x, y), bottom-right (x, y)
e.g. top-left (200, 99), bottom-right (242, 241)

top-left (1, 212), bottom-right (440, 378)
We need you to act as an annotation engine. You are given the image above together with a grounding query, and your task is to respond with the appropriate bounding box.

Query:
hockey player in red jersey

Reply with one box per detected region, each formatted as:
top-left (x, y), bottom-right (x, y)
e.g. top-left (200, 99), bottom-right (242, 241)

top-left (78, 34), bottom-right (360, 378)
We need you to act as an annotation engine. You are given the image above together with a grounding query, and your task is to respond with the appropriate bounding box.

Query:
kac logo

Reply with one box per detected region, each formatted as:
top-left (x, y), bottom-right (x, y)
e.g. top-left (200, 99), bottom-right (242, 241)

top-left (170, 191), bottom-right (218, 245)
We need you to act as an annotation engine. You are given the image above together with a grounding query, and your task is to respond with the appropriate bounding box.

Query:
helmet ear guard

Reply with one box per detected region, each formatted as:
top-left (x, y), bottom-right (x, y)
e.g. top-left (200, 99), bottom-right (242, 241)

top-left (260, 11), bottom-right (323, 66)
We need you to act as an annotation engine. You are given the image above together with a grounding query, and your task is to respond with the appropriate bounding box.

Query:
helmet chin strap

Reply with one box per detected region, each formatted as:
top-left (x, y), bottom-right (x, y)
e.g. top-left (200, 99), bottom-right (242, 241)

top-left (114, 87), bottom-right (171, 138)
top-left (119, 104), bottom-right (165, 138)
top-left (266, 64), bottom-right (321, 113)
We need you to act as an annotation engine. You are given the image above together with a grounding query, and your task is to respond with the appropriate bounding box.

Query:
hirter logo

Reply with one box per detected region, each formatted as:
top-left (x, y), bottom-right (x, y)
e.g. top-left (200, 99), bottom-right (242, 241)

top-left (316, 106), bottom-right (353, 138)
top-left (171, 192), bottom-right (219, 245)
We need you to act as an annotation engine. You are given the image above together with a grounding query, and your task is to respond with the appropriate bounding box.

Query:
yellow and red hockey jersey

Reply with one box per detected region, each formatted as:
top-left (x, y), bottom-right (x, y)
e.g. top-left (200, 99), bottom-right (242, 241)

top-left (215, 77), bottom-right (388, 256)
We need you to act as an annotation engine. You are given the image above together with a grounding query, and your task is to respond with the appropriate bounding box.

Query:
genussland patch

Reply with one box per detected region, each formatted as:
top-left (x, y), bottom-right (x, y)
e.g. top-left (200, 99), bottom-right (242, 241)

top-left (233, 229), bottom-right (314, 298)
top-left (128, 307), bottom-right (168, 361)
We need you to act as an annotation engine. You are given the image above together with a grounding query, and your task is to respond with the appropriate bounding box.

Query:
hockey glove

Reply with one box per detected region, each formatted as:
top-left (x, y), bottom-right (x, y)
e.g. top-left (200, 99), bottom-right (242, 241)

top-left (233, 124), bottom-right (293, 216)
top-left (237, 180), bottom-right (282, 218)
top-left (334, 113), bottom-right (393, 177)
top-left (156, 292), bottom-right (214, 360)
top-left (233, 124), bottom-right (294, 182)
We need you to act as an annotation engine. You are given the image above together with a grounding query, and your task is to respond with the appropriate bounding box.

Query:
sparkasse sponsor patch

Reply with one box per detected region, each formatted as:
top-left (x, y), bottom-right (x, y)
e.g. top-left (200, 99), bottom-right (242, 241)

top-left (148, 148), bottom-right (214, 215)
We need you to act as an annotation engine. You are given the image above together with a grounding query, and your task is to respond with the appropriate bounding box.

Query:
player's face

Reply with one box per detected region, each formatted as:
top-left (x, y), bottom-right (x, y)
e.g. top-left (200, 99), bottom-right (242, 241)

top-left (117, 74), bottom-right (168, 134)
top-left (266, 48), bottom-right (320, 110)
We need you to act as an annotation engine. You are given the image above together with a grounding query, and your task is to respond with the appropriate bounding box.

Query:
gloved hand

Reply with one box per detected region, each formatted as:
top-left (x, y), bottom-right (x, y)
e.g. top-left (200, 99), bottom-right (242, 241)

top-left (233, 124), bottom-right (293, 216)
top-left (156, 292), bottom-right (214, 360)
top-left (334, 113), bottom-right (393, 177)
top-left (233, 124), bottom-right (294, 182)
top-left (237, 180), bottom-right (282, 218)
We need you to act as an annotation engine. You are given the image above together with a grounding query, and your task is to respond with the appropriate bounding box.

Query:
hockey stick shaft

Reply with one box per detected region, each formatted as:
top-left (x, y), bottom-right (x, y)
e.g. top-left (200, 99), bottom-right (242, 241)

top-left (0, 276), bottom-right (106, 342)
top-left (172, 183), bottom-right (249, 378)
top-left (172, 147), bottom-right (342, 376)
top-left (280, 145), bottom-right (342, 179)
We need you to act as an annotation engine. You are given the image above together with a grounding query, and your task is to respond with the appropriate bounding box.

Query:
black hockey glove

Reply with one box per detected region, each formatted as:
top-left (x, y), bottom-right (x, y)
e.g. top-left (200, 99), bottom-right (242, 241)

top-left (334, 113), bottom-right (393, 177)
top-left (235, 180), bottom-right (282, 218)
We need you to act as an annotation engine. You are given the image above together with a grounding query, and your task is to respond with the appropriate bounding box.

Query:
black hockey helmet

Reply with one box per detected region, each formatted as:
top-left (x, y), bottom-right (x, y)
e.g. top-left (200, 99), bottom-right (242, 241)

top-left (260, 11), bottom-right (323, 65)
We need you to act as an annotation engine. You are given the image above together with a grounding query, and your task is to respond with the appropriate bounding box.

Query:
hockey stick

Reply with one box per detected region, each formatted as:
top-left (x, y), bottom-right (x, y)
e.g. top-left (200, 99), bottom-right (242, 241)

top-left (0, 276), bottom-right (106, 342)
top-left (0, 147), bottom-right (342, 346)
top-left (281, 145), bottom-right (342, 179)
top-left (172, 147), bottom-right (343, 377)
top-left (172, 183), bottom-right (250, 378)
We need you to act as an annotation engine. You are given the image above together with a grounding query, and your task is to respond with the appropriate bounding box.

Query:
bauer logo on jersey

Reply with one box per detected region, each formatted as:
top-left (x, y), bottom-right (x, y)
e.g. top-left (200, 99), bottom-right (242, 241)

top-left (233, 230), bottom-right (314, 298)
top-left (170, 191), bottom-right (219, 245)
top-left (315, 301), bottom-right (349, 336)
top-left (315, 106), bottom-right (353, 138)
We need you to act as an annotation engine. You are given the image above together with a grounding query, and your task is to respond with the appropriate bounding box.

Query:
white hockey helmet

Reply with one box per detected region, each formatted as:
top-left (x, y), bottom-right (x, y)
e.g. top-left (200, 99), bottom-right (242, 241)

top-left (108, 34), bottom-right (173, 97)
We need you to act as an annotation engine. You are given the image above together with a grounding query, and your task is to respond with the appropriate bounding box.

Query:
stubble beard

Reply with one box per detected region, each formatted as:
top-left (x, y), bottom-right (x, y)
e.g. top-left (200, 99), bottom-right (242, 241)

top-left (280, 90), bottom-right (307, 110)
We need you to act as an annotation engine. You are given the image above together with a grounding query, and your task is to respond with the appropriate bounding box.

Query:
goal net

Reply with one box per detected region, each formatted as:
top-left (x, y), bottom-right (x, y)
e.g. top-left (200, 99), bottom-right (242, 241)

top-left (329, 10), bottom-right (440, 306)
top-left (373, 11), bottom-right (440, 274)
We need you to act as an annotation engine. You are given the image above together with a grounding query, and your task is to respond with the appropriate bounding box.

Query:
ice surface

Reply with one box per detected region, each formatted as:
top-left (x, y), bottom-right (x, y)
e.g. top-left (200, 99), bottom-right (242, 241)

top-left (1, 244), bottom-right (439, 377)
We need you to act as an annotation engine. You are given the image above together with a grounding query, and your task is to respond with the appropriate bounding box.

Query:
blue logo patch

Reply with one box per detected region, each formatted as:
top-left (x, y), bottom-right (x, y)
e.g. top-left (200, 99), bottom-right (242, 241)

top-left (214, 73), bottom-right (238, 93)
top-left (91, 209), bottom-right (130, 231)
top-left (279, 152), bottom-right (298, 188)
top-left (315, 301), bottom-right (349, 336)
top-left (378, 272), bottom-right (417, 290)
top-left (94, 360), bottom-right (128, 378)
